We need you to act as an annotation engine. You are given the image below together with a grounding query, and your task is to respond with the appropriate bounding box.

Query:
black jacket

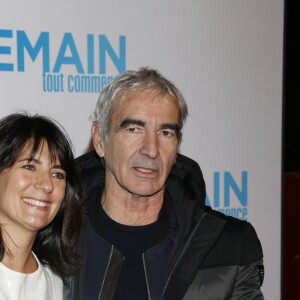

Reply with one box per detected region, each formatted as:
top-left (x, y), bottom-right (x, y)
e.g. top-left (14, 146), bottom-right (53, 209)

top-left (64, 152), bottom-right (264, 300)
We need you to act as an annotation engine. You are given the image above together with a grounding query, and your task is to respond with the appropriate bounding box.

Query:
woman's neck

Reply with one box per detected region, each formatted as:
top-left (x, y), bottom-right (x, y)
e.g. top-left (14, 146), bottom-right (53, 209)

top-left (1, 226), bottom-right (38, 273)
top-left (2, 250), bottom-right (37, 273)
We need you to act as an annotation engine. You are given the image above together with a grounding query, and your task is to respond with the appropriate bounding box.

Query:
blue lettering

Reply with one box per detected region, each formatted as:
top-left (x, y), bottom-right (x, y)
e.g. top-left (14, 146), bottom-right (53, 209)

top-left (87, 34), bottom-right (94, 74)
top-left (213, 172), bottom-right (220, 207)
top-left (205, 172), bottom-right (220, 207)
top-left (224, 171), bottom-right (247, 207)
top-left (0, 29), bottom-right (13, 71)
top-left (17, 31), bottom-right (50, 72)
top-left (1, 28), bottom-right (126, 77)
top-left (68, 75), bottom-right (74, 92)
top-left (42, 73), bottom-right (64, 92)
top-left (217, 207), bottom-right (247, 220)
top-left (206, 171), bottom-right (248, 208)
top-left (53, 33), bottom-right (84, 73)
top-left (99, 35), bottom-right (126, 74)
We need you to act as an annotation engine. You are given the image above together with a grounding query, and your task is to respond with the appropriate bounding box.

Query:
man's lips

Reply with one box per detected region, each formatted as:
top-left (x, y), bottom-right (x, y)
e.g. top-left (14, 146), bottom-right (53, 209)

top-left (133, 167), bottom-right (158, 175)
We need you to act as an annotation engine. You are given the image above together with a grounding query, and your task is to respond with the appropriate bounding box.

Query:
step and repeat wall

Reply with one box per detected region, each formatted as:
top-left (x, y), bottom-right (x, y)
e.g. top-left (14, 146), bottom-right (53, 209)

top-left (1, 1), bottom-right (283, 298)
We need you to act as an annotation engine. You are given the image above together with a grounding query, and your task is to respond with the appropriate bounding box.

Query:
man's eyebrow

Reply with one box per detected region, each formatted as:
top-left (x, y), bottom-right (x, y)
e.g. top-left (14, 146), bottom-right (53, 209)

top-left (160, 123), bottom-right (179, 130)
top-left (160, 123), bottom-right (180, 134)
top-left (119, 118), bottom-right (145, 128)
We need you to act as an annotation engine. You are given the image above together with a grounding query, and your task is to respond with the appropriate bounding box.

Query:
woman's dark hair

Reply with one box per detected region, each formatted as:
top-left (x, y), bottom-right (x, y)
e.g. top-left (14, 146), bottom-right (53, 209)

top-left (0, 112), bottom-right (82, 277)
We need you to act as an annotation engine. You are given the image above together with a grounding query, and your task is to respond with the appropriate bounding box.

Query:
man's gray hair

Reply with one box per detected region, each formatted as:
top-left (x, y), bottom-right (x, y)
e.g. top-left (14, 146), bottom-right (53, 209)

top-left (90, 67), bottom-right (188, 141)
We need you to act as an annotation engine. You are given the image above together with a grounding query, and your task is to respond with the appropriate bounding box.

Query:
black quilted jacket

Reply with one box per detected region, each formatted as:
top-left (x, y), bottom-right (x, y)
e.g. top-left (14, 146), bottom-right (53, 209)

top-left (64, 152), bottom-right (264, 300)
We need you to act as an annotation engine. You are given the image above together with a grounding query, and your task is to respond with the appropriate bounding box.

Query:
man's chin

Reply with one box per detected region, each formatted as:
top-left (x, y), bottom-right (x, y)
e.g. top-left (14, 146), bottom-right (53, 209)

top-left (127, 185), bottom-right (164, 200)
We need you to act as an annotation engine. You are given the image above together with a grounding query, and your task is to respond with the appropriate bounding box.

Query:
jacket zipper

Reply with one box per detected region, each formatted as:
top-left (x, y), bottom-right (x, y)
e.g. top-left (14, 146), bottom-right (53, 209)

top-left (98, 245), bottom-right (114, 300)
top-left (161, 212), bottom-right (206, 300)
top-left (143, 253), bottom-right (152, 300)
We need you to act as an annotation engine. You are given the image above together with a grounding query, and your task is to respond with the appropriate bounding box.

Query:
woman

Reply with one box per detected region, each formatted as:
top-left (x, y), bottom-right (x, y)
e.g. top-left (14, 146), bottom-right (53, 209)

top-left (0, 112), bottom-right (82, 299)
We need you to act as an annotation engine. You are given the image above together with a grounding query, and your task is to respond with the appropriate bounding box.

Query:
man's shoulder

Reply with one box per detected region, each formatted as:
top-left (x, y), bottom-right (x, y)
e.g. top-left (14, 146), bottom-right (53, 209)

top-left (201, 206), bottom-right (263, 266)
top-left (76, 151), bottom-right (102, 170)
top-left (75, 151), bottom-right (104, 194)
top-left (204, 206), bottom-right (248, 228)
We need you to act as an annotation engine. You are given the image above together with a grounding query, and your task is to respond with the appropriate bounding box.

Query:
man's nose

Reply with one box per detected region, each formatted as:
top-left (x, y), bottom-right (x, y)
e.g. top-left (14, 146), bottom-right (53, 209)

top-left (34, 172), bottom-right (54, 193)
top-left (140, 131), bottom-right (159, 159)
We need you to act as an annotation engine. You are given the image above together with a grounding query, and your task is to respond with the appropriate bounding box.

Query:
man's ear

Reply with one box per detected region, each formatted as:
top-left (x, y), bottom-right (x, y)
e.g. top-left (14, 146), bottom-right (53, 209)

top-left (91, 122), bottom-right (105, 157)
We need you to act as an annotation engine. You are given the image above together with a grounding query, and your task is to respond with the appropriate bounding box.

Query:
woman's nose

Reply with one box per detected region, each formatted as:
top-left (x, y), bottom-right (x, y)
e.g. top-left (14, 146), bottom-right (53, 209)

top-left (34, 172), bottom-right (54, 193)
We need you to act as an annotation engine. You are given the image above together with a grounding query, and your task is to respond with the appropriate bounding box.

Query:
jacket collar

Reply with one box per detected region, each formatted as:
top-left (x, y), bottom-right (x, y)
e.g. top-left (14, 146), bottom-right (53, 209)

top-left (76, 151), bottom-right (207, 243)
top-left (76, 151), bottom-right (206, 209)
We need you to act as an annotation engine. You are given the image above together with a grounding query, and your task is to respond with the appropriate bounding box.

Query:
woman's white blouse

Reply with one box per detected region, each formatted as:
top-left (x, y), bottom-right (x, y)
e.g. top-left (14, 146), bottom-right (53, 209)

top-left (0, 253), bottom-right (63, 300)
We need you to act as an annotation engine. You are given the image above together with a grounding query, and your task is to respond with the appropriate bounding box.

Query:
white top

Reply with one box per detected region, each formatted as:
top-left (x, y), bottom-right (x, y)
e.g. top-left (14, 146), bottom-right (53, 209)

top-left (0, 253), bottom-right (63, 300)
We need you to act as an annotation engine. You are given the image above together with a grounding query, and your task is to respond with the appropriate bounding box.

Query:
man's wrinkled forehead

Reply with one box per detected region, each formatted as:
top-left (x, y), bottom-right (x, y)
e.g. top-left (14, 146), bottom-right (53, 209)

top-left (109, 89), bottom-right (181, 137)
top-left (112, 88), bottom-right (180, 117)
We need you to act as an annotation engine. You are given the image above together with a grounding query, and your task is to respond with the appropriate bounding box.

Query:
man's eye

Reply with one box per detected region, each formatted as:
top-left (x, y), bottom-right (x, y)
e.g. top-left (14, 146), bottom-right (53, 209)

top-left (128, 127), bottom-right (141, 133)
top-left (161, 130), bottom-right (175, 138)
top-left (52, 172), bottom-right (66, 180)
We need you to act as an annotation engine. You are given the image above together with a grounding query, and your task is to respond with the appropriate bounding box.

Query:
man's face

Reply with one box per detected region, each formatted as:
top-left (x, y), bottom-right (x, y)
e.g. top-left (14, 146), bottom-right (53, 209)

top-left (93, 89), bottom-right (180, 199)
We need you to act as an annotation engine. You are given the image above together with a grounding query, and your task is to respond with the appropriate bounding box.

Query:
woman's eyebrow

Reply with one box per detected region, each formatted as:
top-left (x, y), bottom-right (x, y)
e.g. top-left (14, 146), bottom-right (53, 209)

top-left (52, 164), bottom-right (64, 170)
top-left (18, 158), bottom-right (64, 170)
top-left (18, 157), bottom-right (41, 164)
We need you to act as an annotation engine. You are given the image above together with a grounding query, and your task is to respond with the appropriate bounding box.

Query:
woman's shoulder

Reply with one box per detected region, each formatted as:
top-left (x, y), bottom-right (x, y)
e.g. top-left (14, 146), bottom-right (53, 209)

top-left (34, 253), bottom-right (62, 286)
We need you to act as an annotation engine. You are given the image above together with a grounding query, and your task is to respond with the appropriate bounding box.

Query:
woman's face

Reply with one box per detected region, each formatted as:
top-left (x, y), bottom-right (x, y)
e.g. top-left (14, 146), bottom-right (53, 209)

top-left (0, 141), bottom-right (66, 233)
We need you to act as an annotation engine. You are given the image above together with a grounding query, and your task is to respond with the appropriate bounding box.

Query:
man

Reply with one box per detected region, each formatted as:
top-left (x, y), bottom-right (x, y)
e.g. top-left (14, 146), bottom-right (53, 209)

top-left (66, 68), bottom-right (264, 299)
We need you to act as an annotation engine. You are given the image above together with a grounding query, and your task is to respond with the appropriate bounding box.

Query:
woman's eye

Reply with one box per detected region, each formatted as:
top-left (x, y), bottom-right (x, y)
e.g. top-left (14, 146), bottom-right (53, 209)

top-left (52, 172), bottom-right (66, 180)
top-left (22, 164), bottom-right (35, 171)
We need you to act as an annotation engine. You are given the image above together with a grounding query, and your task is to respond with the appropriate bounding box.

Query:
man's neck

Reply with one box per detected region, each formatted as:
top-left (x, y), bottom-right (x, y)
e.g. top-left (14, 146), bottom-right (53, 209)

top-left (101, 190), bottom-right (164, 226)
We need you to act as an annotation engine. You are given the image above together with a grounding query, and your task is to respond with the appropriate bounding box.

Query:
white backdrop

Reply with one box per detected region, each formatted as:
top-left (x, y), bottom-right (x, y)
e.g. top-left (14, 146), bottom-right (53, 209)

top-left (1, 1), bottom-right (283, 298)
